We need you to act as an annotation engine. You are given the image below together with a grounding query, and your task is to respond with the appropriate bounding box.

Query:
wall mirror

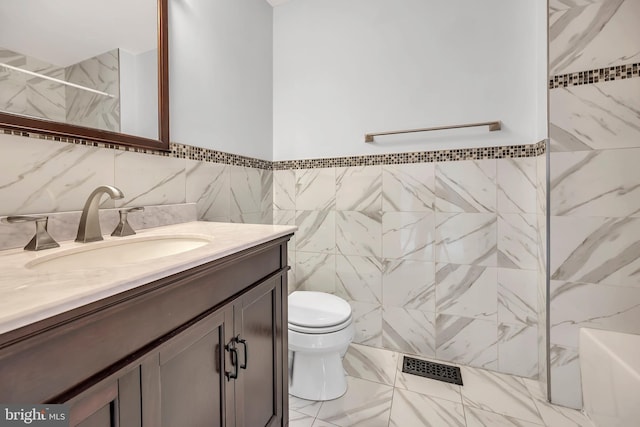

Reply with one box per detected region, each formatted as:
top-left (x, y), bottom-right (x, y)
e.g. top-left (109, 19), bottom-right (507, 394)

top-left (0, 0), bottom-right (169, 150)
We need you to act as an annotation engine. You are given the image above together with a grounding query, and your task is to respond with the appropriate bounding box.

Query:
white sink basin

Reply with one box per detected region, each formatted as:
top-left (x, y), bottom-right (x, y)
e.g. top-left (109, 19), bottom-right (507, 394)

top-left (26, 235), bottom-right (213, 272)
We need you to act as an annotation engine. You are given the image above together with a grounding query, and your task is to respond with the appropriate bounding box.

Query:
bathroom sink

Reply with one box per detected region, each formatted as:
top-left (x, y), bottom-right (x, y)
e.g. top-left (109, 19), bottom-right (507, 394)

top-left (26, 235), bottom-right (213, 272)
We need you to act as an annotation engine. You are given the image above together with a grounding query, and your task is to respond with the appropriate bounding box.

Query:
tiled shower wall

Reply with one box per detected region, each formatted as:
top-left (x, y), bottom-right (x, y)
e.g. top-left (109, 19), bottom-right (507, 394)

top-left (536, 149), bottom-right (548, 393)
top-left (0, 48), bottom-right (123, 133)
top-left (274, 147), bottom-right (545, 379)
top-left (0, 48), bottom-right (66, 123)
top-left (548, 0), bottom-right (640, 409)
top-left (65, 49), bottom-right (121, 133)
top-left (0, 132), bottom-right (272, 250)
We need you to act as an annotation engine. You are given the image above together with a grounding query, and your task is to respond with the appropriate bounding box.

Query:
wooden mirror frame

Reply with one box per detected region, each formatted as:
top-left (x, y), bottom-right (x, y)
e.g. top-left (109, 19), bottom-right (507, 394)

top-left (0, 0), bottom-right (169, 151)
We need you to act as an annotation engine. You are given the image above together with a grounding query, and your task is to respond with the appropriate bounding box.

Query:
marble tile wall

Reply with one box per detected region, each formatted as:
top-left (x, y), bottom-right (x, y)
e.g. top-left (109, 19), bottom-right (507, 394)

top-left (0, 48), bottom-right (66, 122)
top-left (549, 0), bottom-right (640, 76)
top-left (65, 49), bottom-right (121, 133)
top-left (536, 149), bottom-right (549, 399)
top-left (549, 0), bottom-right (640, 409)
top-left (275, 154), bottom-right (544, 379)
top-left (0, 48), bottom-right (123, 133)
top-left (0, 132), bottom-right (273, 250)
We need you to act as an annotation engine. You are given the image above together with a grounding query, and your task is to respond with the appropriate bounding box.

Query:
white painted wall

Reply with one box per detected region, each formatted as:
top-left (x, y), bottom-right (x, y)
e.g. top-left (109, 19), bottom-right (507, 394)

top-left (536, 0), bottom-right (549, 141)
top-left (170, 0), bottom-right (273, 160)
top-left (120, 49), bottom-right (159, 140)
top-left (273, 0), bottom-right (544, 161)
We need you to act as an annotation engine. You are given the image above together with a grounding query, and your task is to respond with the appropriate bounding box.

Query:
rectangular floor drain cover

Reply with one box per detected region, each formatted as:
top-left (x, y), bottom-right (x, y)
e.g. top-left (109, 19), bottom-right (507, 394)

top-left (402, 356), bottom-right (463, 386)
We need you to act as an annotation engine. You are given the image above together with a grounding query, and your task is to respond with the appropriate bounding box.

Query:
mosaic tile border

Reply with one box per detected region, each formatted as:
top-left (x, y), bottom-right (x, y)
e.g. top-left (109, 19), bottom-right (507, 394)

top-left (2, 127), bottom-right (545, 171)
top-left (549, 62), bottom-right (640, 89)
top-left (272, 140), bottom-right (546, 170)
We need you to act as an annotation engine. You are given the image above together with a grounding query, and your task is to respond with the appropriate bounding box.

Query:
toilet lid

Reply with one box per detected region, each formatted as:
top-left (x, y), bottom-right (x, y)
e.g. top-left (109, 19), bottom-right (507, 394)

top-left (289, 291), bottom-right (352, 328)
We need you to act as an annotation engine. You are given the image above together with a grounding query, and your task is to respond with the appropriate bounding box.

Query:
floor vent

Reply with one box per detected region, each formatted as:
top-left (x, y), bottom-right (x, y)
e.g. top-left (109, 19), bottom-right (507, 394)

top-left (402, 356), bottom-right (463, 386)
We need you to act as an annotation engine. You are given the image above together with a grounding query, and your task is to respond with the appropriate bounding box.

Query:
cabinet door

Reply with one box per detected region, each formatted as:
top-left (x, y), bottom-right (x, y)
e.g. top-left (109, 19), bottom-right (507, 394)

top-left (142, 307), bottom-right (235, 427)
top-left (233, 275), bottom-right (285, 427)
top-left (67, 367), bottom-right (141, 427)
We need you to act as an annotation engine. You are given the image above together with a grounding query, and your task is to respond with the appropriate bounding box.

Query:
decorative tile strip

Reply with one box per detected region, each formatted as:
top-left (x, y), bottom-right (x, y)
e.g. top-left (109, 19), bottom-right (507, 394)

top-left (549, 62), bottom-right (639, 89)
top-left (1, 128), bottom-right (270, 169)
top-left (2, 127), bottom-right (545, 172)
top-left (176, 143), bottom-right (273, 169)
top-left (273, 140), bottom-right (546, 170)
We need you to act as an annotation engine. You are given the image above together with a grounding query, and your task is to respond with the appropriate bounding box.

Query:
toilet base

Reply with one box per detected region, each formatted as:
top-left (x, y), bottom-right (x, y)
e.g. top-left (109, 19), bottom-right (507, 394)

top-left (289, 350), bottom-right (348, 401)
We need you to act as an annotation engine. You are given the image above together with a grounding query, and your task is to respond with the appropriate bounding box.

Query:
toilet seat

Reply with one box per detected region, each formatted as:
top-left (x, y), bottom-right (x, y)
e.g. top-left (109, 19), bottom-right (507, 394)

top-left (288, 314), bottom-right (353, 334)
top-left (288, 291), bottom-right (352, 333)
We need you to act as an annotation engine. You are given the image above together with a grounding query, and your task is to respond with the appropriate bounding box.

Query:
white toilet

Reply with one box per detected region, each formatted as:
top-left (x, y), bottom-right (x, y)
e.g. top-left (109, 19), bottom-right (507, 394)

top-left (288, 291), bottom-right (354, 401)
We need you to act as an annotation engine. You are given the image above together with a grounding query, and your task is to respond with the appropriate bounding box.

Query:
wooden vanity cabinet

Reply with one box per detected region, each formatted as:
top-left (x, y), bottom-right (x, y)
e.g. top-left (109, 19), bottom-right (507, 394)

top-left (0, 236), bottom-right (292, 427)
top-left (232, 275), bottom-right (284, 427)
top-left (142, 274), bottom-right (283, 427)
top-left (66, 366), bottom-right (143, 427)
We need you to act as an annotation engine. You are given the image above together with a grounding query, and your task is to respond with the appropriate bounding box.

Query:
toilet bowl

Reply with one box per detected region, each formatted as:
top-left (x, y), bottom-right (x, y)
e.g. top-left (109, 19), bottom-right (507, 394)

top-left (288, 291), bottom-right (354, 401)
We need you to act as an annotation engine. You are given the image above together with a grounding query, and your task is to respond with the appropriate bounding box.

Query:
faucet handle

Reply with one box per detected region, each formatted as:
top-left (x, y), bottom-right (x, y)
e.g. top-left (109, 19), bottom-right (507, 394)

top-left (111, 207), bottom-right (144, 237)
top-left (3, 215), bottom-right (60, 251)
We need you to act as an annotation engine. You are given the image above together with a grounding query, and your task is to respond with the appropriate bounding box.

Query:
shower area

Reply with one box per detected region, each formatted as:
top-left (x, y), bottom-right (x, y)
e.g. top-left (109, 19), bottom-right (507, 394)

top-left (274, 0), bottom-right (640, 410)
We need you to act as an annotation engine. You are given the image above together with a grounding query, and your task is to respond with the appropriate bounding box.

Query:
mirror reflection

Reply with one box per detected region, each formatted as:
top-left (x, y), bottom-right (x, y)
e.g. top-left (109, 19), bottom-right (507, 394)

top-left (0, 0), bottom-right (159, 139)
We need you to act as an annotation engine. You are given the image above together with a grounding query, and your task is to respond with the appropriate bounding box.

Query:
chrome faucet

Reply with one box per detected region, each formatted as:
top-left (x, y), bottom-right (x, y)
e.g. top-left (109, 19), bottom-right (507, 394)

top-left (76, 185), bottom-right (124, 243)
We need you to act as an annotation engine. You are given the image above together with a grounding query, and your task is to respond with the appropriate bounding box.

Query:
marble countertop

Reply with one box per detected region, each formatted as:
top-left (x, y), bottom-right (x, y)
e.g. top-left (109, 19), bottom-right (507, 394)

top-left (0, 221), bottom-right (296, 336)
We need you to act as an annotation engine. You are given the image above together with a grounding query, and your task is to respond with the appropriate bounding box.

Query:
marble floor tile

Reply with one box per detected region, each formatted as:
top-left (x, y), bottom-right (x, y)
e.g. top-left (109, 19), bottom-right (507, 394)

top-left (394, 354), bottom-right (462, 403)
top-left (288, 343), bottom-right (597, 427)
top-left (522, 377), bottom-right (547, 402)
top-left (289, 396), bottom-right (323, 418)
top-left (316, 376), bottom-right (393, 427)
top-left (389, 388), bottom-right (466, 427)
top-left (343, 343), bottom-right (398, 386)
top-left (311, 419), bottom-right (340, 427)
top-left (465, 406), bottom-right (544, 427)
top-left (460, 366), bottom-right (543, 424)
top-left (530, 396), bottom-right (595, 427)
top-left (289, 410), bottom-right (316, 427)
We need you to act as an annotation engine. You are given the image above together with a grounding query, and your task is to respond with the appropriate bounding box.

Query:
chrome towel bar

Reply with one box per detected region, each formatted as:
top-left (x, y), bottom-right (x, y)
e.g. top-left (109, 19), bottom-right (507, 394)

top-left (365, 120), bottom-right (501, 142)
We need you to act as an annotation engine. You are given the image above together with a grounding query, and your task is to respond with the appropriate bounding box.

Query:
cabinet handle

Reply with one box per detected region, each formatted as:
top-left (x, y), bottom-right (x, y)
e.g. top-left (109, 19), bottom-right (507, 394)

top-left (235, 336), bottom-right (248, 370)
top-left (225, 345), bottom-right (239, 381)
